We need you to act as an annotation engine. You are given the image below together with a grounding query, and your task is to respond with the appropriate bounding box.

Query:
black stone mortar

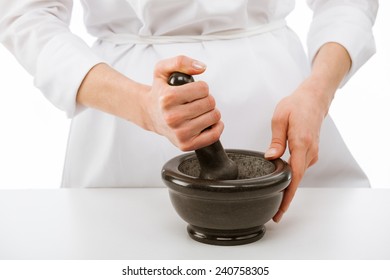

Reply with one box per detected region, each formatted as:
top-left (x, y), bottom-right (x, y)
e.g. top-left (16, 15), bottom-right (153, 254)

top-left (161, 149), bottom-right (292, 246)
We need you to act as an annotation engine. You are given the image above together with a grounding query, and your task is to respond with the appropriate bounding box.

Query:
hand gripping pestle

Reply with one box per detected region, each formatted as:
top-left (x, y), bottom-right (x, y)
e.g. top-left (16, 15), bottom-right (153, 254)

top-left (168, 72), bottom-right (239, 180)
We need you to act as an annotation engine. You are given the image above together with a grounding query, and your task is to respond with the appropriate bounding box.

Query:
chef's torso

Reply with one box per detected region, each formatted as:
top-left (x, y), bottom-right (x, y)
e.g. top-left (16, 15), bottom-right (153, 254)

top-left (62, 0), bottom-right (369, 188)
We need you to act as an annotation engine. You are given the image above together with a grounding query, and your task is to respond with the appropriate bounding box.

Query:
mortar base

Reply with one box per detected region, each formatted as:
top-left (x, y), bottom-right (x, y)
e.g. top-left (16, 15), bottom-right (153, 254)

top-left (187, 224), bottom-right (266, 246)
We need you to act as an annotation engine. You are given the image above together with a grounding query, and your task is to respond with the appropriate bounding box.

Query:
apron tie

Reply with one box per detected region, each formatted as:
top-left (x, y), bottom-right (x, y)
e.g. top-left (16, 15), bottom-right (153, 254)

top-left (99, 19), bottom-right (286, 44)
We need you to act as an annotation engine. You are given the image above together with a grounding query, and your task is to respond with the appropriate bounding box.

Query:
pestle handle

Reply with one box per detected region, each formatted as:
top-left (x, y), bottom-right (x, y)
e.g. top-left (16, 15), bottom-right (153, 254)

top-left (168, 72), bottom-right (238, 180)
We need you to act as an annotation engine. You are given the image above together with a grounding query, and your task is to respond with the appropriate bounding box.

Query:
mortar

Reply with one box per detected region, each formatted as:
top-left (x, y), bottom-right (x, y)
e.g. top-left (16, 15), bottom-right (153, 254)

top-left (162, 72), bottom-right (291, 245)
top-left (161, 149), bottom-right (291, 246)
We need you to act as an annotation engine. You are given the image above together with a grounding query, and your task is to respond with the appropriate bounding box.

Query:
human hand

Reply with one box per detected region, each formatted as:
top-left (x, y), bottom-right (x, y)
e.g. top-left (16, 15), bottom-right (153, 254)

top-left (265, 79), bottom-right (331, 223)
top-left (264, 42), bottom-right (351, 223)
top-left (143, 55), bottom-right (223, 151)
top-left (76, 56), bottom-right (222, 151)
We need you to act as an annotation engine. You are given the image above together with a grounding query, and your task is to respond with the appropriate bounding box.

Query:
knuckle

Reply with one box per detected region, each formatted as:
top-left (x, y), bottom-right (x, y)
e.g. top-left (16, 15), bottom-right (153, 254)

top-left (272, 137), bottom-right (285, 147)
top-left (174, 127), bottom-right (189, 143)
top-left (159, 89), bottom-right (175, 108)
top-left (176, 137), bottom-right (193, 152)
top-left (302, 133), bottom-right (314, 145)
top-left (292, 168), bottom-right (305, 181)
top-left (210, 109), bottom-right (221, 125)
top-left (207, 94), bottom-right (216, 109)
top-left (208, 129), bottom-right (221, 144)
top-left (310, 155), bottom-right (319, 166)
top-left (309, 146), bottom-right (319, 166)
top-left (212, 109), bottom-right (221, 123)
top-left (159, 97), bottom-right (170, 111)
top-left (163, 112), bottom-right (180, 128)
top-left (311, 143), bottom-right (319, 156)
top-left (296, 133), bottom-right (314, 148)
top-left (270, 136), bottom-right (286, 151)
top-left (197, 81), bottom-right (209, 93)
top-left (271, 113), bottom-right (284, 126)
top-left (205, 123), bottom-right (223, 144)
top-left (154, 60), bottom-right (165, 76)
top-left (179, 143), bottom-right (193, 152)
top-left (174, 55), bottom-right (187, 69)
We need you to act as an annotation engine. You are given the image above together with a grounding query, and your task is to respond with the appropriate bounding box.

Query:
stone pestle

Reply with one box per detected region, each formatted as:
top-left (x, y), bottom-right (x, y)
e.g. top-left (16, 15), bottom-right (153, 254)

top-left (168, 72), bottom-right (239, 180)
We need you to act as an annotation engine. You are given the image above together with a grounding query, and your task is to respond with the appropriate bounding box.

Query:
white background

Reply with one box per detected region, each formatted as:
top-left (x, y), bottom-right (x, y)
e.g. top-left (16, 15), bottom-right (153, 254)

top-left (0, 1), bottom-right (389, 189)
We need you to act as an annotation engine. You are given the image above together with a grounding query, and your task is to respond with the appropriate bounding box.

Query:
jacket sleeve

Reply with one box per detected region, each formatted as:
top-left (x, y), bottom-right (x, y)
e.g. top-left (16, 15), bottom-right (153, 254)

top-left (0, 0), bottom-right (105, 117)
top-left (306, 0), bottom-right (378, 86)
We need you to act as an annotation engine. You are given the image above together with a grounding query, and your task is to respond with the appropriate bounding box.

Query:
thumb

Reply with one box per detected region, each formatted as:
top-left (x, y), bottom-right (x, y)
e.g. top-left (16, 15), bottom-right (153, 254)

top-left (154, 55), bottom-right (207, 81)
top-left (265, 116), bottom-right (288, 159)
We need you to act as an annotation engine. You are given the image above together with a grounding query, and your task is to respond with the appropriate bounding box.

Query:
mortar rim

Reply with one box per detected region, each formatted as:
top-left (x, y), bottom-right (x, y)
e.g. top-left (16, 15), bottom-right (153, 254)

top-left (161, 149), bottom-right (291, 192)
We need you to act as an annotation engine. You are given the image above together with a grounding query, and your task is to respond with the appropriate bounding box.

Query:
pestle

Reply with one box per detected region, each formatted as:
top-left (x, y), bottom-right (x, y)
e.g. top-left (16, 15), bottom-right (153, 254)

top-left (168, 72), bottom-right (239, 180)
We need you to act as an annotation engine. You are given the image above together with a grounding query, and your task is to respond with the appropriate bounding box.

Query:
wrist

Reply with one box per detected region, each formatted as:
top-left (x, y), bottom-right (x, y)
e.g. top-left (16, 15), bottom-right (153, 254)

top-left (299, 76), bottom-right (335, 117)
top-left (76, 63), bottom-right (152, 129)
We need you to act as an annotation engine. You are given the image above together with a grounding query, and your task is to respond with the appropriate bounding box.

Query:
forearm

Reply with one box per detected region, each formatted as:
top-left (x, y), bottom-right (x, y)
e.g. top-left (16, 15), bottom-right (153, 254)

top-left (76, 56), bottom-right (222, 151)
top-left (76, 63), bottom-right (151, 130)
top-left (268, 42), bottom-right (352, 222)
top-left (305, 42), bottom-right (351, 115)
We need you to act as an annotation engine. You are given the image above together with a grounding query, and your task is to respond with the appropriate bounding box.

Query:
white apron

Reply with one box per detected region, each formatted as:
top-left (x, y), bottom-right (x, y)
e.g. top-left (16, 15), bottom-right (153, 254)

top-left (62, 0), bottom-right (369, 188)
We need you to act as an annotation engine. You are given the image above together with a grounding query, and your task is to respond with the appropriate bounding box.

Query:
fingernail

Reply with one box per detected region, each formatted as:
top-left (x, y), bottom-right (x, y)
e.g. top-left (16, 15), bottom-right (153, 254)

top-left (192, 60), bottom-right (207, 70)
top-left (273, 212), bottom-right (283, 223)
top-left (265, 148), bottom-right (277, 158)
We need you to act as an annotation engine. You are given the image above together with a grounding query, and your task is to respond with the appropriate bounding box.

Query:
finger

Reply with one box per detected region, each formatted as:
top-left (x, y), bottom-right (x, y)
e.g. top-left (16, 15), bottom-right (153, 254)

top-left (161, 85), bottom-right (215, 128)
top-left (175, 108), bottom-right (221, 143)
top-left (307, 141), bottom-right (319, 167)
top-left (177, 121), bottom-right (224, 151)
top-left (154, 55), bottom-right (207, 81)
top-left (272, 179), bottom-right (298, 223)
top-left (273, 148), bottom-right (307, 223)
top-left (179, 94), bottom-right (216, 120)
top-left (161, 81), bottom-right (210, 107)
top-left (265, 111), bottom-right (289, 159)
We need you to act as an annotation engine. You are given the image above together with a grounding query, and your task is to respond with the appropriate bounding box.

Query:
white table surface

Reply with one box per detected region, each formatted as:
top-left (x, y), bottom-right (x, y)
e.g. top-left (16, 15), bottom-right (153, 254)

top-left (0, 187), bottom-right (389, 260)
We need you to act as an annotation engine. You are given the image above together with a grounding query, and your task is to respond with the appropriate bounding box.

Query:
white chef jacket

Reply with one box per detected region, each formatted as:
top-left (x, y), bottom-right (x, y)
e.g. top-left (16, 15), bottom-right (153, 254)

top-left (0, 0), bottom-right (378, 188)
